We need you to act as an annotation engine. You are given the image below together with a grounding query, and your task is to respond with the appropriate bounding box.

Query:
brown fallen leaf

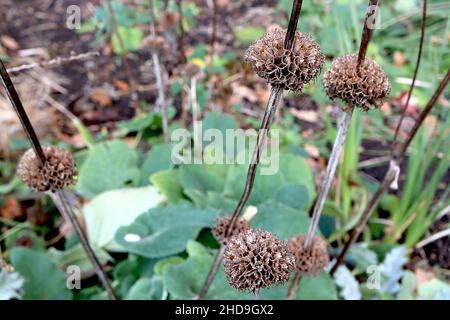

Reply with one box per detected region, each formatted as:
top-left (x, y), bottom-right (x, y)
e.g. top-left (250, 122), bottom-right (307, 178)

top-left (114, 79), bottom-right (130, 91)
top-left (415, 268), bottom-right (435, 285)
top-left (90, 88), bottom-right (112, 107)
top-left (1, 197), bottom-right (24, 220)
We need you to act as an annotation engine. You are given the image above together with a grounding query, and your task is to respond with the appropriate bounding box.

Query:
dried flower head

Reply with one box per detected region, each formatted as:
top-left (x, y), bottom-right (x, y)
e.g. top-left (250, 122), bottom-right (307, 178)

top-left (17, 146), bottom-right (77, 192)
top-left (223, 229), bottom-right (295, 293)
top-left (323, 54), bottom-right (391, 111)
top-left (212, 215), bottom-right (250, 245)
top-left (288, 234), bottom-right (329, 276)
top-left (244, 28), bottom-right (324, 92)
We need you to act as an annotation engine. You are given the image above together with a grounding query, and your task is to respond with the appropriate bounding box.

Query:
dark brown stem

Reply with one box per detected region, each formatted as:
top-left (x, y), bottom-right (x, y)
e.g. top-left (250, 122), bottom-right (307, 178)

top-left (391, 0), bottom-right (427, 151)
top-left (288, 0), bottom-right (382, 295)
top-left (53, 191), bottom-right (117, 300)
top-left (0, 58), bottom-right (45, 166)
top-left (331, 68), bottom-right (450, 274)
top-left (175, 0), bottom-right (187, 64)
top-left (286, 271), bottom-right (302, 300)
top-left (105, 0), bottom-right (138, 111)
top-left (198, 87), bottom-right (283, 299)
top-left (284, 0), bottom-right (304, 50)
top-left (357, 0), bottom-right (380, 70)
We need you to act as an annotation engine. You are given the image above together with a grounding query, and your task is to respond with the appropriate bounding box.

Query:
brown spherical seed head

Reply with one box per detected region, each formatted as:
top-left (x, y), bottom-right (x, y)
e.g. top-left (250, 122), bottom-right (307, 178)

top-left (288, 234), bottom-right (329, 276)
top-left (244, 28), bottom-right (325, 92)
top-left (212, 215), bottom-right (250, 245)
top-left (223, 229), bottom-right (295, 293)
top-left (323, 54), bottom-right (391, 111)
top-left (17, 146), bottom-right (77, 192)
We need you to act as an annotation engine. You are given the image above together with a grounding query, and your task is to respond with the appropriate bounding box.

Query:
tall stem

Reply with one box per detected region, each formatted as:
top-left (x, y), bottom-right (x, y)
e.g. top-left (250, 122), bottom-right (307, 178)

top-left (0, 57), bottom-right (117, 300)
top-left (149, 0), bottom-right (169, 143)
top-left (356, 0), bottom-right (380, 70)
top-left (198, 87), bottom-right (283, 299)
top-left (52, 191), bottom-right (117, 300)
top-left (286, 270), bottom-right (302, 300)
top-left (0, 59), bottom-right (45, 165)
top-left (330, 68), bottom-right (450, 274)
top-left (197, 0), bottom-right (305, 300)
top-left (391, 0), bottom-right (427, 151)
top-left (304, 109), bottom-right (353, 249)
top-left (175, 0), bottom-right (187, 64)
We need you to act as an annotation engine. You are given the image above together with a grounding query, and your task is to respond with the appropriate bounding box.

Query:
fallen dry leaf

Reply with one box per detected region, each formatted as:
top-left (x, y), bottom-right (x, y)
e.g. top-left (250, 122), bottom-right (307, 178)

top-left (114, 80), bottom-right (130, 91)
top-left (415, 268), bottom-right (435, 285)
top-left (1, 197), bottom-right (24, 220)
top-left (305, 144), bottom-right (320, 158)
top-left (90, 88), bottom-right (112, 107)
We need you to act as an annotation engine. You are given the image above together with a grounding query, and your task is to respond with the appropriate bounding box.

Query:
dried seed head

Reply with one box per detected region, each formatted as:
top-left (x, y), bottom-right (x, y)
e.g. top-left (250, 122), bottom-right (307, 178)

top-left (223, 229), bottom-right (295, 293)
top-left (323, 54), bottom-right (391, 111)
top-left (244, 28), bottom-right (325, 92)
top-left (288, 234), bottom-right (329, 276)
top-left (17, 146), bottom-right (77, 192)
top-left (212, 215), bottom-right (250, 245)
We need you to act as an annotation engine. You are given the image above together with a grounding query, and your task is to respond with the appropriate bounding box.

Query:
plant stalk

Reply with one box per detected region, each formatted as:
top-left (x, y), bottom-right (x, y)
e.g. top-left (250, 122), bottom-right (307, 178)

top-left (52, 191), bottom-right (117, 300)
top-left (286, 270), bottom-right (302, 300)
top-left (0, 57), bottom-right (117, 300)
top-left (149, 0), bottom-right (169, 143)
top-left (175, 0), bottom-right (187, 64)
top-left (330, 67), bottom-right (450, 274)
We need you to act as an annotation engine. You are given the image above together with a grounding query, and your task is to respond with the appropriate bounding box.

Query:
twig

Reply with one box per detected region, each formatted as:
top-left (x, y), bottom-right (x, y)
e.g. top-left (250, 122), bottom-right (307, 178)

top-left (198, 0), bottom-right (305, 300)
top-left (0, 57), bottom-right (117, 300)
top-left (391, 0), bottom-right (427, 152)
top-left (52, 191), bottom-right (117, 300)
top-left (149, 0), bottom-right (169, 143)
top-left (175, 0), bottom-right (187, 64)
top-left (330, 68), bottom-right (450, 275)
top-left (287, 0), bottom-right (381, 298)
top-left (416, 228), bottom-right (450, 249)
top-left (6, 51), bottom-right (100, 74)
top-left (286, 270), bottom-right (302, 300)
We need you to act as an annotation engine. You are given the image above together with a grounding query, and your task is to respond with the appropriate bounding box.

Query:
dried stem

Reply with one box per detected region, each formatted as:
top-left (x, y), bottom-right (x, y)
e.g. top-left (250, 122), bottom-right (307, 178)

top-left (287, 0), bottom-right (381, 298)
top-left (198, 87), bottom-right (283, 299)
top-left (330, 67), bottom-right (450, 275)
top-left (357, 0), bottom-right (380, 70)
top-left (149, 0), bottom-right (169, 143)
top-left (304, 109), bottom-right (353, 249)
top-left (175, 0), bottom-right (187, 64)
top-left (0, 57), bottom-right (117, 300)
top-left (286, 270), bottom-right (302, 300)
top-left (52, 191), bottom-right (117, 300)
top-left (198, 0), bottom-right (305, 300)
top-left (391, 0), bottom-right (427, 150)
top-left (0, 59), bottom-right (45, 166)
top-left (6, 51), bottom-right (100, 74)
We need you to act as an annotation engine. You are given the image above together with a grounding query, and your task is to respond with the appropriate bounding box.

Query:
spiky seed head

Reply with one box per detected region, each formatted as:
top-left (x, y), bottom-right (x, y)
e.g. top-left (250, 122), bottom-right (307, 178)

top-left (288, 234), bottom-right (329, 276)
top-left (244, 28), bottom-right (325, 92)
top-left (223, 229), bottom-right (295, 293)
top-left (323, 54), bottom-right (391, 111)
top-left (212, 215), bottom-right (250, 245)
top-left (17, 146), bottom-right (77, 192)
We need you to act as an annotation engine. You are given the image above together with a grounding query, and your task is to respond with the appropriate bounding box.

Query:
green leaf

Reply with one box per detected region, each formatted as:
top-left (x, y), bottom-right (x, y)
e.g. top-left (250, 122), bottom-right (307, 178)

top-left (125, 276), bottom-right (166, 300)
top-left (252, 200), bottom-right (311, 240)
top-left (83, 186), bottom-right (165, 251)
top-left (180, 164), bottom-right (227, 194)
top-left (163, 241), bottom-right (252, 299)
top-left (150, 169), bottom-right (182, 203)
top-left (77, 140), bottom-right (140, 198)
top-left (140, 144), bottom-right (176, 185)
top-left (111, 26), bottom-right (143, 54)
top-left (10, 248), bottom-right (72, 300)
top-left (234, 26), bottom-right (266, 46)
top-left (273, 183), bottom-right (310, 210)
top-left (115, 205), bottom-right (218, 258)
